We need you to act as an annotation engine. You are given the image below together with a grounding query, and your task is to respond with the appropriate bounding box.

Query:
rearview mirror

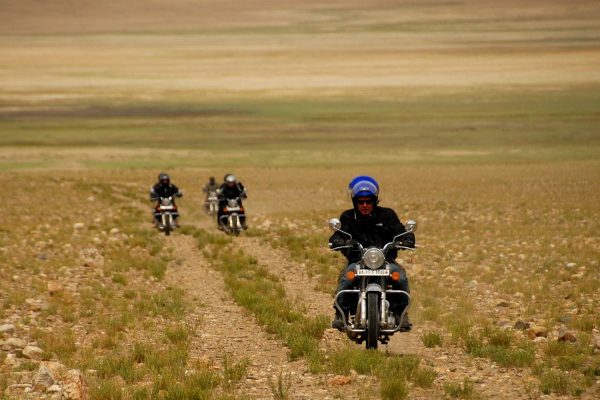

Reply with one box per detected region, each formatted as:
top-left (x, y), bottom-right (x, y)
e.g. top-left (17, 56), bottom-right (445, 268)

top-left (329, 218), bottom-right (342, 231)
top-left (406, 220), bottom-right (417, 232)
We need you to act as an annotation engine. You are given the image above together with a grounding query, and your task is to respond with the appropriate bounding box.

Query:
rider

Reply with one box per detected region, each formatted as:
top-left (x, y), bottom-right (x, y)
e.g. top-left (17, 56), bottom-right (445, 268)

top-left (202, 176), bottom-right (219, 210)
top-left (329, 176), bottom-right (415, 331)
top-left (217, 174), bottom-right (247, 229)
top-left (149, 172), bottom-right (183, 225)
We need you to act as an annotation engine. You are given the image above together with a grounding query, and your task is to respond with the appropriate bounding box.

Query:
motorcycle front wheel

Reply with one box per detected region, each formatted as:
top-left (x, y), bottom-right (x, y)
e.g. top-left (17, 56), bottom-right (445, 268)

top-left (366, 292), bottom-right (380, 349)
top-left (164, 214), bottom-right (171, 236)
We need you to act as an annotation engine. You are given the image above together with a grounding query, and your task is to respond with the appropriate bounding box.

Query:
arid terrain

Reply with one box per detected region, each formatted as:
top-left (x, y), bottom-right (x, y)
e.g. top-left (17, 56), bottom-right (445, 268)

top-left (1, 1), bottom-right (599, 399)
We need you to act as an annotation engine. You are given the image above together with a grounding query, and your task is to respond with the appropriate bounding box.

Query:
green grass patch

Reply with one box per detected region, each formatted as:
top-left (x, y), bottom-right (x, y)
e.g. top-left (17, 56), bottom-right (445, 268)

top-left (422, 331), bottom-right (444, 348)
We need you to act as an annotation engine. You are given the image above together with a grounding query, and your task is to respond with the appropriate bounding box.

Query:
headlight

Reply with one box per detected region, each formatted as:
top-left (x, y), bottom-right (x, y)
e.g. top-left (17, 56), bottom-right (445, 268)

top-left (362, 248), bottom-right (385, 269)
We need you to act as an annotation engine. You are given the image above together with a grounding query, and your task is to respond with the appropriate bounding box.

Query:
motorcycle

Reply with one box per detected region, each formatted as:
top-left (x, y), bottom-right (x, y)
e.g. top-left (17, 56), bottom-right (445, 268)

top-left (155, 196), bottom-right (179, 236)
top-left (219, 197), bottom-right (245, 236)
top-left (206, 191), bottom-right (219, 218)
top-left (329, 218), bottom-right (417, 349)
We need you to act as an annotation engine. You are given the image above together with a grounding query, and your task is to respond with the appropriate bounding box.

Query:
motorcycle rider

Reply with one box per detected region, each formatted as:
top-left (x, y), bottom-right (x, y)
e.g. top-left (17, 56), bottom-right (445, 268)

top-left (217, 174), bottom-right (247, 230)
top-left (202, 176), bottom-right (219, 211)
top-left (149, 172), bottom-right (183, 226)
top-left (329, 176), bottom-right (415, 331)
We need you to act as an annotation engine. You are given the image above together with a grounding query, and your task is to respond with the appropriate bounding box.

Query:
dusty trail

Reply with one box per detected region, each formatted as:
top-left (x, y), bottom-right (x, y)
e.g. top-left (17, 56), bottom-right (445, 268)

top-left (164, 233), bottom-right (344, 399)
top-left (235, 236), bottom-right (333, 318)
top-left (236, 234), bottom-right (537, 399)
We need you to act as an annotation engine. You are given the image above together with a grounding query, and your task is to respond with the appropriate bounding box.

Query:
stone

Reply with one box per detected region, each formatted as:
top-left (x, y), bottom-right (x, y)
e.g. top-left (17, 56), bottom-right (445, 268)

top-left (565, 262), bottom-right (577, 268)
top-left (33, 361), bottom-right (66, 392)
top-left (47, 281), bottom-right (64, 296)
top-left (0, 323), bottom-right (16, 334)
top-left (467, 280), bottom-right (478, 290)
top-left (47, 384), bottom-right (62, 393)
top-left (5, 337), bottom-right (27, 348)
top-left (443, 266), bottom-right (457, 274)
top-left (558, 315), bottom-right (573, 324)
top-left (514, 320), bottom-right (530, 331)
top-left (533, 336), bottom-right (547, 343)
top-left (527, 326), bottom-right (548, 340)
top-left (594, 338), bottom-right (600, 350)
top-left (23, 345), bottom-right (44, 360)
top-left (63, 369), bottom-right (87, 400)
top-left (73, 222), bottom-right (85, 230)
top-left (4, 353), bottom-right (18, 366)
top-left (558, 329), bottom-right (577, 343)
top-left (109, 228), bottom-right (120, 235)
top-left (497, 320), bottom-right (512, 330)
top-left (5, 384), bottom-right (32, 397)
top-left (80, 248), bottom-right (104, 268)
top-left (25, 298), bottom-right (42, 311)
top-left (328, 375), bottom-right (352, 386)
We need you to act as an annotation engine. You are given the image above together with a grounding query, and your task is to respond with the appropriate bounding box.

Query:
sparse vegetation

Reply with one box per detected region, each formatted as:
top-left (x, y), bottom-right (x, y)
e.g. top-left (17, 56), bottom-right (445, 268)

top-left (269, 372), bottom-right (292, 400)
top-left (422, 331), bottom-right (444, 348)
top-left (1, 0), bottom-right (599, 398)
top-left (444, 378), bottom-right (478, 399)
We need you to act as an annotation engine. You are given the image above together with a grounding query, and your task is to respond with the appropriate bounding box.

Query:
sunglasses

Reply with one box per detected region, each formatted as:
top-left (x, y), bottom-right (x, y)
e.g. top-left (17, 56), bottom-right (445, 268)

top-left (356, 199), bottom-right (375, 205)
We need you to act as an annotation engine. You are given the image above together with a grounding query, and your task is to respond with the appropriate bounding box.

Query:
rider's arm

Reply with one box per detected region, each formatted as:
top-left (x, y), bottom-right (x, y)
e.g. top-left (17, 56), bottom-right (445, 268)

top-left (388, 210), bottom-right (415, 248)
top-left (172, 184), bottom-right (183, 197)
top-left (238, 182), bottom-right (247, 198)
top-left (149, 186), bottom-right (158, 201)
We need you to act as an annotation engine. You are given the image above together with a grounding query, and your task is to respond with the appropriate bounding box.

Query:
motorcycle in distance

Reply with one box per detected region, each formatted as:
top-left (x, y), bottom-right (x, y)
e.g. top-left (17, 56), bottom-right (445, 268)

top-left (329, 218), bottom-right (417, 350)
top-left (219, 197), bottom-right (245, 236)
top-left (155, 196), bottom-right (179, 236)
top-left (205, 191), bottom-right (219, 218)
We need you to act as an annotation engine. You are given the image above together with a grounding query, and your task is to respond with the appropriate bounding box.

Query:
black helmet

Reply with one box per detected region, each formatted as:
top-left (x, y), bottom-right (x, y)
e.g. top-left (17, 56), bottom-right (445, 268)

top-left (158, 172), bottom-right (170, 184)
top-left (209, 176), bottom-right (215, 183)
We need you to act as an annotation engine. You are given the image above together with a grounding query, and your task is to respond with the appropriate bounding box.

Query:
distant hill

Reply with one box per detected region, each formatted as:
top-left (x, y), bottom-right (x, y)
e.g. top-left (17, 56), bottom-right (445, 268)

top-left (0, 0), bottom-right (390, 34)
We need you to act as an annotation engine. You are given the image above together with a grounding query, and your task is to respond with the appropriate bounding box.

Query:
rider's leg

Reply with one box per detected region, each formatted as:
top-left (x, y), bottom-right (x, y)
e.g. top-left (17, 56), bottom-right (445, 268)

top-left (332, 263), bottom-right (358, 329)
top-left (389, 263), bottom-right (411, 330)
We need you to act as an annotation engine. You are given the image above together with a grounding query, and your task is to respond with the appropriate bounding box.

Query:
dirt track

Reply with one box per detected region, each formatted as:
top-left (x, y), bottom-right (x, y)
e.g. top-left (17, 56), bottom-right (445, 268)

top-left (161, 211), bottom-right (534, 399)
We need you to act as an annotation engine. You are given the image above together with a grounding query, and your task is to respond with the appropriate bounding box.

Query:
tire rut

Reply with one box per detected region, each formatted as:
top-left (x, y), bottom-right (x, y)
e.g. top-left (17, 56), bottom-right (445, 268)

top-left (164, 234), bottom-right (345, 399)
top-left (236, 235), bottom-right (536, 399)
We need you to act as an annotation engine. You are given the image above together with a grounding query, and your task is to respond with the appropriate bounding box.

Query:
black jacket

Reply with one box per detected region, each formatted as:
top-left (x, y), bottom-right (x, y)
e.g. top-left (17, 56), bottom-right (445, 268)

top-left (329, 206), bottom-right (415, 263)
top-left (218, 182), bottom-right (246, 203)
top-left (150, 183), bottom-right (182, 200)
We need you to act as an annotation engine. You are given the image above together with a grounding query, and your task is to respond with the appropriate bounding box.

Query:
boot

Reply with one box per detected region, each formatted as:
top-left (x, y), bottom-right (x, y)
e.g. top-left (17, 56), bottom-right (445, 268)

top-left (397, 312), bottom-right (412, 332)
top-left (331, 310), bottom-right (346, 331)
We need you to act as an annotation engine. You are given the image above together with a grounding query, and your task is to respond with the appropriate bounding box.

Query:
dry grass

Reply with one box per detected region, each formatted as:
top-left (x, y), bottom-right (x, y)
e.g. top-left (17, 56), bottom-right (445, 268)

top-left (1, 0), bottom-right (599, 397)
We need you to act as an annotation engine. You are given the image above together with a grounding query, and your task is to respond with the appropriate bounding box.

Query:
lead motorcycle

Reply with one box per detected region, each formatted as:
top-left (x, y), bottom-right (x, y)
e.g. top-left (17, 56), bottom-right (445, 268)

top-left (155, 196), bottom-right (179, 236)
top-left (329, 218), bottom-right (417, 349)
top-left (219, 197), bottom-right (245, 236)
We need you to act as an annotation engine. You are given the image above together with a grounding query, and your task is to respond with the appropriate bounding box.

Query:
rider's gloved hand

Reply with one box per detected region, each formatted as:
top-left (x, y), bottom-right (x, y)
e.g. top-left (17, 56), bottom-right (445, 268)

top-left (399, 234), bottom-right (415, 248)
top-left (330, 237), bottom-right (347, 248)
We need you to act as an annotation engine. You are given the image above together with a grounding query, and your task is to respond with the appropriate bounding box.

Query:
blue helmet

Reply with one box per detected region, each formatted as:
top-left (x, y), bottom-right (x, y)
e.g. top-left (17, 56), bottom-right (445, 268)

top-left (348, 175), bottom-right (379, 192)
top-left (350, 177), bottom-right (379, 199)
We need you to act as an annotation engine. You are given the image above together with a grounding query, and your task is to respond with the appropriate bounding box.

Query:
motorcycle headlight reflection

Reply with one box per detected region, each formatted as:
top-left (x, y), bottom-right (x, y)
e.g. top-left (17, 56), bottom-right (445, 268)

top-left (362, 248), bottom-right (385, 269)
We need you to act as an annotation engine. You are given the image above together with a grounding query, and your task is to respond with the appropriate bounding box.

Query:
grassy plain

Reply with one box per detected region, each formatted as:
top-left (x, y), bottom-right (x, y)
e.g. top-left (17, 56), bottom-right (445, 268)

top-left (1, 0), bottom-right (600, 398)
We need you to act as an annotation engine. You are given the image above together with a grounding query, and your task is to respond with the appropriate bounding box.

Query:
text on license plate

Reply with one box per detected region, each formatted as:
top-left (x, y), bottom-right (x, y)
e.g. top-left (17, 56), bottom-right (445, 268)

top-left (356, 269), bottom-right (389, 276)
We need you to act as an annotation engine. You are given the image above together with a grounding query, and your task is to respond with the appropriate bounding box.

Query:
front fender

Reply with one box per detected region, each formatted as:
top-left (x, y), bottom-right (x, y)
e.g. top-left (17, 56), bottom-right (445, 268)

top-left (365, 283), bottom-right (383, 293)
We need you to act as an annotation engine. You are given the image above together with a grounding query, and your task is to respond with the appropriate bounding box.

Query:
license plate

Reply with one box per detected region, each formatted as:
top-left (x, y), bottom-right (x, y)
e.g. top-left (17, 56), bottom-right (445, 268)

top-left (356, 269), bottom-right (389, 276)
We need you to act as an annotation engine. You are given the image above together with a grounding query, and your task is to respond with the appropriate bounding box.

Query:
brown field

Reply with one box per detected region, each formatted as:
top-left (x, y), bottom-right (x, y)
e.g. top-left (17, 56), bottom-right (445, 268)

top-left (1, 1), bottom-right (600, 399)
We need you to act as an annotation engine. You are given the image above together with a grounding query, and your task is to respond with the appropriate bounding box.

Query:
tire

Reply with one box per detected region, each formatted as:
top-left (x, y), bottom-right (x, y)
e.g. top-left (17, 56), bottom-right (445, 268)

top-left (231, 214), bottom-right (240, 236)
top-left (164, 214), bottom-right (171, 236)
top-left (366, 292), bottom-right (380, 350)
